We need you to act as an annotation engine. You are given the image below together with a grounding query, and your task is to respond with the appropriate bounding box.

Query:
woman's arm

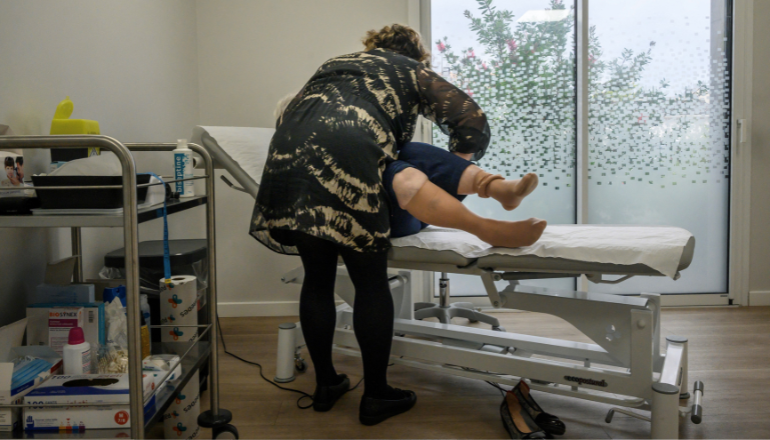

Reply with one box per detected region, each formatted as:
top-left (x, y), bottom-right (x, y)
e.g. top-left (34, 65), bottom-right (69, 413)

top-left (416, 65), bottom-right (491, 161)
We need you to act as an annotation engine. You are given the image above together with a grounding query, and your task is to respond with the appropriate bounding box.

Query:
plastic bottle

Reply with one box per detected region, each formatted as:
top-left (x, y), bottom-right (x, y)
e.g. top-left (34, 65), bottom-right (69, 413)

top-left (140, 313), bottom-right (151, 360)
top-left (173, 139), bottom-right (194, 198)
top-left (63, 327), bottom-right (91, 374)
top-left (140, 294), bottom-right (151, 324)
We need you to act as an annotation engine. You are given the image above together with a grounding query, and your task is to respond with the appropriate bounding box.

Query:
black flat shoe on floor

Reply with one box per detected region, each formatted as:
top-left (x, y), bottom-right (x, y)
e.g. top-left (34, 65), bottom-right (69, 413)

top-left (359, 389), bottom-right (417, 426)
top-left (312, 375), bottom-right (350, 412)
top-left (514, 381), bottom-right (566, 436)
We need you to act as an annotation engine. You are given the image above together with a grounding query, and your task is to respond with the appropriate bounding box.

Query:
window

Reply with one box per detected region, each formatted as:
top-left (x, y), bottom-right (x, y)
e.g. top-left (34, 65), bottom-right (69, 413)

top-left (428, 0), bottom-right (732, 301)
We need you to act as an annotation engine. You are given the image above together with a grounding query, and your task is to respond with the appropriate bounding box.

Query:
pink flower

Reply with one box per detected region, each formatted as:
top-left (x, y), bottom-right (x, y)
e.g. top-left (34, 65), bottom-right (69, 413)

top-left (466, 50), bottom-right (475, 59)
top-left (437, 41), bottom-right (446, 53)
top-left (466, 88), bottom-right (473, 97)
top-left (589, 55), bottom-right (596, 64)
top-left (506, 39), bottom-right (517, 52)
top-left (482, 62), bottom-right (488, 70)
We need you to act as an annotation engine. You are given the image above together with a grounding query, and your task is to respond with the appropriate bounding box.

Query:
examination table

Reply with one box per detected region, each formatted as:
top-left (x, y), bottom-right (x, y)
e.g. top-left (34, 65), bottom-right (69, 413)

top-left (192, 126), bottom-right (704, 439)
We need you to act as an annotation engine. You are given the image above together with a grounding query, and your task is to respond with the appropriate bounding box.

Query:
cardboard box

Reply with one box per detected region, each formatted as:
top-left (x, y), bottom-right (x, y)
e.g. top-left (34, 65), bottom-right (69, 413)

top-left (44, 308), bottom-right (84, 356)
top-left (30, 284), bottom-right (95, 305)
top-left (24, 374), bottom-right (155, 431)
top-left (0, 150), bottom-right (33, 198)
top-left (0, 319), bottom-right (63, 431)
top-left (27, 303), bottom-right (106, 350)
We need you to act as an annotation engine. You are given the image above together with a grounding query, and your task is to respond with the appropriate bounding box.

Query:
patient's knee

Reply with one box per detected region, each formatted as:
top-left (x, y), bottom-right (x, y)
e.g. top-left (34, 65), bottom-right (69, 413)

top-left (392, 167), bottom-right (428, 209)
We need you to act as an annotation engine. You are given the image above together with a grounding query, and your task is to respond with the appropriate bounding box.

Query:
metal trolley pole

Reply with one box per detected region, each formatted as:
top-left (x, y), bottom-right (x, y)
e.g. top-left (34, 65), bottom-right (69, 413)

top-left (125, 143), bottom-right (229, 429)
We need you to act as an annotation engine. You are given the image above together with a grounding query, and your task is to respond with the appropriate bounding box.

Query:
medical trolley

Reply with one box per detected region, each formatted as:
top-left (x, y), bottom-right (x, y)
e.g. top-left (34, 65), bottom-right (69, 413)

top-left (0, 136), bottom-right (237, 439)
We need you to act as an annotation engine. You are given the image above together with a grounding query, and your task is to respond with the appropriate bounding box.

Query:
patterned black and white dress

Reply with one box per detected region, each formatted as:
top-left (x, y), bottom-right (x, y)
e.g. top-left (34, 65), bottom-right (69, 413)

top-left (251, 48), bottom-right (491, 254)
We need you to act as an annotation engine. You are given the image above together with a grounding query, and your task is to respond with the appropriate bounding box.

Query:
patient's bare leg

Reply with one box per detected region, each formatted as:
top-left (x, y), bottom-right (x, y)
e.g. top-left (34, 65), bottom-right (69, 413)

top-left (392, 168), bottom-right (546, 248)
top-left (457, 165), bottom-right (539, 211)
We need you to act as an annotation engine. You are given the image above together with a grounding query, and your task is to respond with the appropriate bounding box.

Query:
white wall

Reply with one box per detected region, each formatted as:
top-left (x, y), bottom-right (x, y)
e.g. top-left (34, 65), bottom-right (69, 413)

top-left (749, 1), bottom-right (770, 298)
top-left (195, 0), bottom-right (410, 315)
top-left (0, 0), bottom-right (202, 323)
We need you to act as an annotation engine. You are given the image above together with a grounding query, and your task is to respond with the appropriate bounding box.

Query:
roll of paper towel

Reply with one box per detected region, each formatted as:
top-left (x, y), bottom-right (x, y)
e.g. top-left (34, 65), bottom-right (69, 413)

top-left (163, 371), bottom-right (201, 439)
top-left (160, 276), bottom-right (198, 344)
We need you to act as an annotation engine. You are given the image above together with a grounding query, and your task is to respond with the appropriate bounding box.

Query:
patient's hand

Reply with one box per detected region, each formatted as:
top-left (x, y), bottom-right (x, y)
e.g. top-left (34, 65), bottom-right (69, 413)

top-left (453, 152), bottom-right (473, 161)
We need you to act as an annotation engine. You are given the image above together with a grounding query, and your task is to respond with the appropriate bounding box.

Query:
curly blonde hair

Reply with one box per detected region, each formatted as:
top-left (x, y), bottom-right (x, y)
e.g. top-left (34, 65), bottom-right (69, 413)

top-left (362, 24), bottom-right (430, 66)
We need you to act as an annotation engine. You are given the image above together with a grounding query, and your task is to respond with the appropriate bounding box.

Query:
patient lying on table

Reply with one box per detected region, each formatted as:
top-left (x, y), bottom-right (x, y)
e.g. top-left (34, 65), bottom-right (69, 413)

top-left (273, 94), bottom-right (546, 248)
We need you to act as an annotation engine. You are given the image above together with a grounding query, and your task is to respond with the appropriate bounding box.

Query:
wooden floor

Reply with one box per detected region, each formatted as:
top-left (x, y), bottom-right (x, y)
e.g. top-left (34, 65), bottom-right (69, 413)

top-left (185, 306), bottom-right (770, 439)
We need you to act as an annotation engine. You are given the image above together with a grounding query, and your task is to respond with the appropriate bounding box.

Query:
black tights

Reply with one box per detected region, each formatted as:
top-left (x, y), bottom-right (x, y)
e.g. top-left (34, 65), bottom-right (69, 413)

top-left (292, 232), bottom-right (396, 398)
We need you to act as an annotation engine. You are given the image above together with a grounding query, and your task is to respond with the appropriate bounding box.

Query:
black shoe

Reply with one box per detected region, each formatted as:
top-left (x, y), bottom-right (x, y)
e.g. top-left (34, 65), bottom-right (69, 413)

top-left (514, 381), bottom-right (566, 436)
top-left (359, 389), bottom-right (417, 426)
top-left (500, 390), bottom-right (548, 439)
top-left (312, 375), bottom-right (350, 412)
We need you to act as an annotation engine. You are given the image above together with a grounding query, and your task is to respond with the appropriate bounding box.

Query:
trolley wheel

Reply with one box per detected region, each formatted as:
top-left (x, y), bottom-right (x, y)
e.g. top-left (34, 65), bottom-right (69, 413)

top-left (213, 424), bottom-right (239, 439)
top-left (295, 359), bottom-right (307, 373)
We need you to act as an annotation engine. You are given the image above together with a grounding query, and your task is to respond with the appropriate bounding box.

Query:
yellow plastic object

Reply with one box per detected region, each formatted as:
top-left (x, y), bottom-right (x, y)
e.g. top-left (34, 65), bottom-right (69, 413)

top-left (50, 96), bottom-right (101, 155)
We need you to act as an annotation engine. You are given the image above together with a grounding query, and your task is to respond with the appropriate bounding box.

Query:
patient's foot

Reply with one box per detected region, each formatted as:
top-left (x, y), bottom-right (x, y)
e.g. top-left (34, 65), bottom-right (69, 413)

top-left (488, 173), bottom-right (539, 211)
top-left (474, 217), bottom-right (547, 248)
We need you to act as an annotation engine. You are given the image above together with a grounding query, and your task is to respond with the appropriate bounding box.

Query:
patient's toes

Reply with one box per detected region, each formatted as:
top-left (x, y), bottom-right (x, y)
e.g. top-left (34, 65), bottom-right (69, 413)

top-left (493, 173), bottom-right (540, 211)
top-left (518, 173), bottom-right (539, 196)
top-left (522, 218), bottom-right (546, 246)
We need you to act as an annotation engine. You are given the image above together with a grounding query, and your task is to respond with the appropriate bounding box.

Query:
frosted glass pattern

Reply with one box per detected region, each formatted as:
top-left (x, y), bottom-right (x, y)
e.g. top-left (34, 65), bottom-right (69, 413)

top-left (587, 0), bottom-right (730, 294)
top-left (431, 0), bottom-right (576, 295)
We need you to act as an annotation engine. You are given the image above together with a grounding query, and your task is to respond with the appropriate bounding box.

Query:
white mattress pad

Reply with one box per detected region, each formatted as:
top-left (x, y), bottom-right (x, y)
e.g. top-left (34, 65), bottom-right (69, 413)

top-left (391, 225), bottom-right (693, 279)
top-left (193, 126), bottom-right (695, 279)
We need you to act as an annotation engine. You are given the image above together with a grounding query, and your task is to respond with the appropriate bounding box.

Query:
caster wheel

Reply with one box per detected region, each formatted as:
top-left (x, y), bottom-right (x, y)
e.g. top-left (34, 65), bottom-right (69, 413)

top-left (295, 359), bottom-right (307, 373)
top-left (213, 424), bottom-right (239, 439)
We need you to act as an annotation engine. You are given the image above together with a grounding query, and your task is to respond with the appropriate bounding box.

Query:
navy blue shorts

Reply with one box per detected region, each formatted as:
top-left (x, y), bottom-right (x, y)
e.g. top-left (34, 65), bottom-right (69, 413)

top-left (383, 142), bottom-right (472, 238)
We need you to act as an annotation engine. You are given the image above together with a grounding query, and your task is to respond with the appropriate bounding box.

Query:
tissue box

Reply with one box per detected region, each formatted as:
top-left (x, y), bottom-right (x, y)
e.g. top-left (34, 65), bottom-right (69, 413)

top-left (24, 374), bottom-right (156, 431)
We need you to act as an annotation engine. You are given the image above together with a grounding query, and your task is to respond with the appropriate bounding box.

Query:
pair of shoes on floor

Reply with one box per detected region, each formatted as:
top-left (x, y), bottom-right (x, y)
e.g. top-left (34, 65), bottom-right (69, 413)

top-left (500, 381), bottom-right (566, 439)
top-left (312, 374), bottom-right (351, 412)
top-left (313, 377), bottom-right (417, 426)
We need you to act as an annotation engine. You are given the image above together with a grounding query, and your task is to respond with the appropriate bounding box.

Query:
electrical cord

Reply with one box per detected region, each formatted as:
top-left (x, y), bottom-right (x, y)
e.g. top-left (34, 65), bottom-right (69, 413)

top-left (215, 314), bottom-right (364, 409)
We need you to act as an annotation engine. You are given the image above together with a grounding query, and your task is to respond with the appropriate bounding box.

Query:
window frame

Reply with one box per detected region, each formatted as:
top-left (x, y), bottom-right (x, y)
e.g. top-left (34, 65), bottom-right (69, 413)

top-left (412, 0), bottom-right (750, 307)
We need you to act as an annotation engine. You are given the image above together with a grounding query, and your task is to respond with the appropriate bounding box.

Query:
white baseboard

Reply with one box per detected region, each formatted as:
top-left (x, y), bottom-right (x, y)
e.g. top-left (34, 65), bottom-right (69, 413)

top-left (748, 291), bottom-right (770, 306)
top-left (218, 300), bottom-right (346, 317)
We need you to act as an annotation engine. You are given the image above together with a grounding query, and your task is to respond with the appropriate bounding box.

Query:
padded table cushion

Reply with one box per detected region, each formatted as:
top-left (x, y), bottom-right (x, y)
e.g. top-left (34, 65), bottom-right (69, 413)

top-left (390, 226), bottom-right (695, 278)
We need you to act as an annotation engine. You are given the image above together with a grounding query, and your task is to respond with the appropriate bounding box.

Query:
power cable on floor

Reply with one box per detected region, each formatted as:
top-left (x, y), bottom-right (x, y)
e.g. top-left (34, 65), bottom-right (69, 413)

top-left (215, 314), bottom-right (364, 409)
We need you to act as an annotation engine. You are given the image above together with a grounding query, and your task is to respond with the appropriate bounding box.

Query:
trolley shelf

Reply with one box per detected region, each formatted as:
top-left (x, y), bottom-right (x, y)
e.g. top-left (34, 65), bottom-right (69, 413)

top-left (0, 341), bottom-right (211, 439)
top-left (0, 196), bottom-right (208, 228)
top-left (145, 340), bottom-right (212, 428)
